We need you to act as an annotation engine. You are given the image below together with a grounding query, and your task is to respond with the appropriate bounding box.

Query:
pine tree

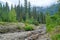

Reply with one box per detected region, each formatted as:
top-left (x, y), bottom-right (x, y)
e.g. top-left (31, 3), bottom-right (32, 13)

top-left (8, 5), bottom-right (16, 22)
top-left (24, 0), bottom-right (28, 21)
top-left (46, 12), bottom-right (51, 26)
top-left (28, 2), bottom-right (31, 19)
top-left (1, 2), bottom-right (9, 22)
top-left (0, 3), bottom-right (2, 21)
top-left (20, 5), bottom-right (23, 21)
top-left (40, 12), bottom-right (45, 24)
top-left (32, 7), bottom-right (37, 20)
top-left (38, 12), bottom-right (41, 23)
top-left (16, 0), bottom-right (20, 22)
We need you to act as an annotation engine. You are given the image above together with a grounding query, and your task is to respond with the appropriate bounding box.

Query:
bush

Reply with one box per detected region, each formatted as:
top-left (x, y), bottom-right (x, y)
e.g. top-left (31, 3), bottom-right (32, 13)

top-left (33, 21), bottom-right (39, 26)
top-left (46, 23), bottom-right (57, 33)
top-left (25, 19), bottom-right (34, 24)
top-left (24, 25), bottom-right (34, 31)
top-left (51, 34), bottom-right (60, 40)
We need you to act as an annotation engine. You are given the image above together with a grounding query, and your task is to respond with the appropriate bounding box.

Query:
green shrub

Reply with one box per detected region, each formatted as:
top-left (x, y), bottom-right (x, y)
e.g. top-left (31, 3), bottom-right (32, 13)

top-left (46, 24), bottom-right (54, 32)
top-left (33, 21), bottom-right (39, 26)
top-left (51, 34), bottom-right (60, 40)
top-left (27, 20), bottom-right (34, 24)
top-left (24, 25), bottom-right (34, 31)
top-left (25, 19), bottom-right (34, 24)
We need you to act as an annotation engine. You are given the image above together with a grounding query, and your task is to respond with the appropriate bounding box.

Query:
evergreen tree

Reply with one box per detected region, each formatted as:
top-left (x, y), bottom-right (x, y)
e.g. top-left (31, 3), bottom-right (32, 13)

top-left (32, 7), bottom-right (37, 20)
top-left (55, 4), bottom-right (60, 25)
top-left (0, 3), bottom-right (2, 21)
top-left (20, 5), bottom-right (23, 21)
top-left (16, 0), bottom-right (20, 22)
top-left (46, 12), bottom-right (51, 26)
top-left (28, 2), bottom-right (31, 19)
top-left (2, 2), bottom-right (9, 22)
top-left (38, 12), bottom-right (41, 23)
top-left (8, 5), bottom-right (16, 22)
top-left (24, 0), bottom-right (28, 21)
top-left (40, 12), bottom-right (45, 24)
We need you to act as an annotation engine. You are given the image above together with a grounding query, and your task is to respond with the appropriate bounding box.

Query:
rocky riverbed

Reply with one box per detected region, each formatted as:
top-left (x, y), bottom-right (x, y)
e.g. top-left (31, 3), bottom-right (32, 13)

top-left (0, 23), bottom-right (50, 40)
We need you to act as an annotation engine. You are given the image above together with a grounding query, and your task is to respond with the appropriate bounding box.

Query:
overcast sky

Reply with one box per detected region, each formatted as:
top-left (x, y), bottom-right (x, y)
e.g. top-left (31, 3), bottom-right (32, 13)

top-left (0, 0), bottom-right (58, 7)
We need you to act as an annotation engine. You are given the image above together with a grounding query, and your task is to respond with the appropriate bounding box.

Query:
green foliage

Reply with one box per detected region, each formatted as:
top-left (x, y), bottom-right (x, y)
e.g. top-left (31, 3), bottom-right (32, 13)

top-left (46, 24), bottom-right (56, 32)
top-left (51, 34), bottom-right (60, 40)
top-left (15, 0), bottom-right (21, 21)
top-left (40, 12), bottom-right (45, 24)
top-left (25, 17), bottom-right (39, 26)
top-left (0, 3), bottom-right (3, 22)
top-left (33, 20), bottom-right (39, 26)
top-left (0, 18), bottom-right (2, 22)
top-left (0, 0), bottom-right (46, 24)
top-left (54, 12), bottom-right (60, 25)
top-left (4, 2), bottom-right (9, 21)
top-left (28, 2), bottom-right (31, 19)
top-left (46, 12), bottom-right (52, 32)
top-left (46, 12), bottom-right (52, 25)
top-left (28, 19), bottom-right (34, 24)
top-left (24, 24), bottom-right (34, 31)
top-left (8, 8), bottom-right (16, 22)
top-left (25, 17), bottom-right (34, 24)
top-left (46, 12), bottom-right (57, 32)
top-left (46, 5), bottom-right (60, 39)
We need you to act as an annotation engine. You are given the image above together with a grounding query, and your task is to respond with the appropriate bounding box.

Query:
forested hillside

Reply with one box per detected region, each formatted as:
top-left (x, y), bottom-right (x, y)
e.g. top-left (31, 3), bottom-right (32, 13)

top-left (0, 0), bottom-right (46, 24)
top-left (0, 0), bottom-right (59, 23)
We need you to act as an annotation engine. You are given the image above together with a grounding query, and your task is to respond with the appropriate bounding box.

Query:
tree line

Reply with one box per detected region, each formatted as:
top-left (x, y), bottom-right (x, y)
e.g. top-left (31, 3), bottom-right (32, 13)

top-left (0, 0), bottom-right (46, 24)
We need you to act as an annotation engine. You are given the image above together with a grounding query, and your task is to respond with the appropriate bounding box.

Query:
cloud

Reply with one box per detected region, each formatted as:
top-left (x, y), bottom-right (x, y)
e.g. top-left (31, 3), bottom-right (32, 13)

top-left (28, 0), bottom-right (58, 7)
top-left (0, 0), bottom-right (12, 7)
top-left (0, 0), bottom-right (58, 7)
